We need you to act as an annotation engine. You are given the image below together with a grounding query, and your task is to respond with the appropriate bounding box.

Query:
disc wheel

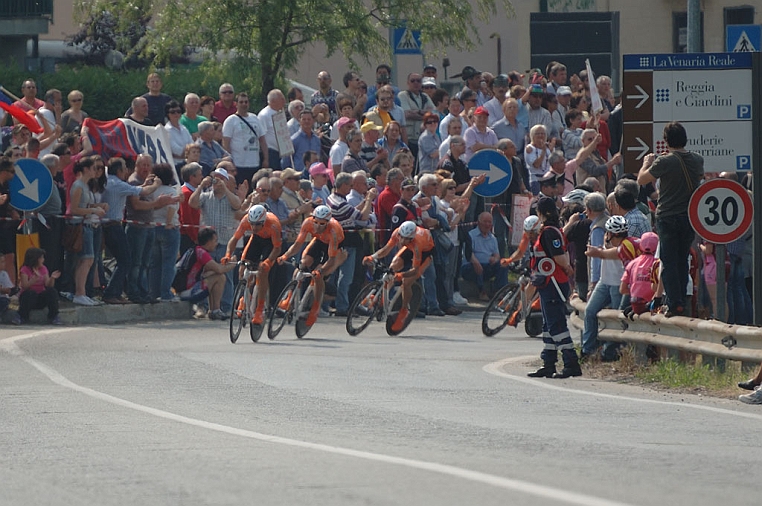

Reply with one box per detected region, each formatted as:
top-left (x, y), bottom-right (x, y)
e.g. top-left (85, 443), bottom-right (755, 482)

top-left (346, 281), bottom-right (382, 336)
top-left (481, 283), bottom-right (519, 337)
top-left (229, 281), bottom-right (248, 344)
top-left (295, 286), bottom-right (316, 339)
top-left (267, 280), bottom-right (297, 340)
top-left (385, 282), bottom-right (422, 336)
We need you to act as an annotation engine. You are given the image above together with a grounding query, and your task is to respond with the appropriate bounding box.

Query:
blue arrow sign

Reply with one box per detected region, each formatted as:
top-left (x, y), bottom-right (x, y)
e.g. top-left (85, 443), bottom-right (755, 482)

top-left (9, 158), bottom-right (54, 212)
top-left (468, 150), bottom-right (512, 198)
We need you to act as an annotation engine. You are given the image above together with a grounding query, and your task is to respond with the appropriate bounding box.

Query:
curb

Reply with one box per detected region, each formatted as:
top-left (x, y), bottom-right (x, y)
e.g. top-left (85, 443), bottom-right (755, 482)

top-left (27, 300), bottom-right (192, 326)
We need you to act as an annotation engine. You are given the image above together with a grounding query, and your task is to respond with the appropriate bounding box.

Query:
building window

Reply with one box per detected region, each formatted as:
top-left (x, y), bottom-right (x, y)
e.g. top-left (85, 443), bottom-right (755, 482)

top-left (673, 12), bottom-right (704, 52)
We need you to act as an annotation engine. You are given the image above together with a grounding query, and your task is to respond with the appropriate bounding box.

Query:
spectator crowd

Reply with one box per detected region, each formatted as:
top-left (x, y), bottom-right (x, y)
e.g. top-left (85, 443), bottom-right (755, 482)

top-left (0, 62), bottom-right (754, 375)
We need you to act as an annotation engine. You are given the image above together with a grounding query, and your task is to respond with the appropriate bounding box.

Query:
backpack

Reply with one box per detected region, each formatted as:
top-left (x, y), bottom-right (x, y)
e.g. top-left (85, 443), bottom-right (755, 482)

top-left (172, 246), bottom-right (199, 293)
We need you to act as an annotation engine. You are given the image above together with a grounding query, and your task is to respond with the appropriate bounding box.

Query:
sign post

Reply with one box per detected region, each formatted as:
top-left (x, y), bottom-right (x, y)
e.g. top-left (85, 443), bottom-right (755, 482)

top-left (688, 178), bottom-right (753, 322)
top-left (752, 52), bottom-right (762, 326)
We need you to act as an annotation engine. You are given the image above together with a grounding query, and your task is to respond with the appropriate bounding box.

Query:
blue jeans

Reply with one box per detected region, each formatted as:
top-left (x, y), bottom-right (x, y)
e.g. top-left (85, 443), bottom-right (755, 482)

top-left (727, 255), bottom-right (752, 325)
top-left (421, 261), bottom-right (440, 313)
top-left (656, 214), bottom-right (694, 311)
top-left (212, 243), bottom-right (234, 313)
top-left (103, 224), bottom-right (132, 300)
top-left (582, 283), bottom-right (622, 356)
top-left (335, 246), bottom-right (357, 313)
top-left (150, 227), bottom-right (181, 300)
top-left (126, 225), bottom-right (154, 300)
top-left (460, 262), bottom-right (508, 292)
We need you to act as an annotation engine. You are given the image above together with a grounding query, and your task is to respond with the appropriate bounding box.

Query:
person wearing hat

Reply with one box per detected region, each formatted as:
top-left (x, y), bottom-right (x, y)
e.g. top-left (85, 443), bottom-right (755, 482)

top-left (280, 167), bottom-right (315, 239)
top-left (528, 196), bottom-right (581, 378)
top-left (556, 85), bottom-right (573, 123)
top-left (423, 64), bottom-right (437, 79)
top-left (483, 74), bottom-right (510, 127)
top-left (562, 190), bottom-right (594, 302)
top-left (398, 72), bottom-right (436, 162)
top-left (463, 106), bottom-right (498, 163)
top-left (390, 177), bottom-right (421, 233)
top-left (417, 112), bottom-right (442, 174)
top-left (328, 116), bottom-right (356, 175)
top-left (460, 66), bottom-right (488, 107)
top-left (308, 162), bottom-right (332, 204)
top-left (529, 171), bottom-right (561, 216)
top-left (525, 84), bottom-right (554, 139)
top-left (421, 77), bottom-right (438, 99)
top-left (358, 121), bottom-right (389, 172)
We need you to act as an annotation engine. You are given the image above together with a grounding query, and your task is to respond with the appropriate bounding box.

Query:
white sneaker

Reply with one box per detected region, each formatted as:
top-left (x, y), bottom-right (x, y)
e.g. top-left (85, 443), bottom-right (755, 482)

top-left (88, 296), bottom-right (105, 306)
top-left (453, 292), bottom-right (468, 305)
top-left (739, 389), bottom-right (762, 404)
top-left (73, 295), bottom-right (95, 306)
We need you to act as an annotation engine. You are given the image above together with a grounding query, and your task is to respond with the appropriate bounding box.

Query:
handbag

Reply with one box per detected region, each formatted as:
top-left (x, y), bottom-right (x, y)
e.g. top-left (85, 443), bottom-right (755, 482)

top-left (62, 222), bottom-right (83, 253)
top-left (433, 228), bottom-right (453, 253)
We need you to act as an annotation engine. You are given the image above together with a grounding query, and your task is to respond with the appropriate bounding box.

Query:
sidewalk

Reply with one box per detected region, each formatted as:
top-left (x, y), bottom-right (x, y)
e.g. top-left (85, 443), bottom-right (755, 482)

top-left (24, 299), bottom-right (192, 326)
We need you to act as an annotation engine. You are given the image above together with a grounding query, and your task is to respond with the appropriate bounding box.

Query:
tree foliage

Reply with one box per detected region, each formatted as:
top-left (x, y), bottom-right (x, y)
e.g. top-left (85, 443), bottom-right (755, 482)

top-left (74, 0), bottom-right (515, 101)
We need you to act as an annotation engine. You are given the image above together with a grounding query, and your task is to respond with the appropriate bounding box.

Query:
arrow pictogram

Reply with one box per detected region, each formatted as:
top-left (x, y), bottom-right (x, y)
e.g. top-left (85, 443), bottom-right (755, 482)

top-left (14, 164), bottom-right (39, 203)
top-left (626, 85), bottom-right (650, 109)
top-left (626, 137), bottom-right (650, 160)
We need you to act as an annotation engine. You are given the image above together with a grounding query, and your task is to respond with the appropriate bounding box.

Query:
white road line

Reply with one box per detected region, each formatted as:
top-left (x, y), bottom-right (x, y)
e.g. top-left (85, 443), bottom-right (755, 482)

top-left (2, 330), bottom-right (638, 506)
top-left (484, 356), bottom-right (762, 421)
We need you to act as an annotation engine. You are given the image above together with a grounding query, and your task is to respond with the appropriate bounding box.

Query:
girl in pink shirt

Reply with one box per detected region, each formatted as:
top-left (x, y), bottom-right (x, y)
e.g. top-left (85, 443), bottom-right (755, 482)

top-left (18, 248), bottom-right (61, 324)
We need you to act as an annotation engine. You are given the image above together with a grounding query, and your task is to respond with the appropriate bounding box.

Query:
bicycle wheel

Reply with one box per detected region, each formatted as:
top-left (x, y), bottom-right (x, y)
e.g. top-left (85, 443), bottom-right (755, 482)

top-left (249, 284), bottom-right (264, 342)
top-left (385, 282), bottom-right (422, 336)
top-left (295, 285), bottom-right (316, 339)
top-left (346, 281), bottom-right (382, 336)
top-left (481, 283), bottom-right (519, 337)
top-left (268, 280), bottom-right (297, 340)
top-left (230, 281), bottom-right (247, 344)
top-left (524, 313), bottom-right (544, 338)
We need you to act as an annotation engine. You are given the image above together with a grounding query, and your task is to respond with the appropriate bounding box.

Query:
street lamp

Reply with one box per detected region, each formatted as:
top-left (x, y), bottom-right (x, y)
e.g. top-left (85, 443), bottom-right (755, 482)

top-left (490, 33), bottom-right (502, 75)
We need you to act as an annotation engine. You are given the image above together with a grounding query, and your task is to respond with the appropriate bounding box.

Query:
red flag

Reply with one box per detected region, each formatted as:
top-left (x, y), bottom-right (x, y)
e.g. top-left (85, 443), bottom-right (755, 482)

top-left (0, 101), bottom-right (44, 134)
top-left (83, 118), bottom-right (138, 161)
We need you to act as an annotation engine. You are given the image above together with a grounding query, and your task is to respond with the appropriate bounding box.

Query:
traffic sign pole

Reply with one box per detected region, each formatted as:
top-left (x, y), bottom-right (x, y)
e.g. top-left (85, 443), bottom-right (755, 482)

top-left (715, 244), bottom-right (726, 322)
top-left (752, 52), bottom-right (762, 325)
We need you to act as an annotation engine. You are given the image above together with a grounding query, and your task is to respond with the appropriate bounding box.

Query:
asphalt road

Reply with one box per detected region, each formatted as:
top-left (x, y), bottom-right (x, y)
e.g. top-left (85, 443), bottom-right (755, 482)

top-left (1, 313), bottom-right (760, 506)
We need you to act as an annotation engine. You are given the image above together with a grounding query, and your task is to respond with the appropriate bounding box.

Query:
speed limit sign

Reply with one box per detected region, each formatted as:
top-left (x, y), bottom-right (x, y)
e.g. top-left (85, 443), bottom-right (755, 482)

top-left (688, 179), bottom-right (753, 244)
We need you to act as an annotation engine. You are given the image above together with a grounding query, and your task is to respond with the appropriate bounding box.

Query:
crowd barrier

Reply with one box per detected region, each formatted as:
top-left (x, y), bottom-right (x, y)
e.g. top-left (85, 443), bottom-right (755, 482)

top-left (568, 297), bottom-right (762, 363)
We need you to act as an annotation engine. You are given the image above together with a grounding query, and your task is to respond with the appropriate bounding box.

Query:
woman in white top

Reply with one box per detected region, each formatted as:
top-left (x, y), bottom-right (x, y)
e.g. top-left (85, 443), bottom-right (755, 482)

top-left (524, 124), bottom-right (555, 195)
top-left (164, 100), bottom-right (194, 170)
top-left (149, 163), bottom-right (181, 302)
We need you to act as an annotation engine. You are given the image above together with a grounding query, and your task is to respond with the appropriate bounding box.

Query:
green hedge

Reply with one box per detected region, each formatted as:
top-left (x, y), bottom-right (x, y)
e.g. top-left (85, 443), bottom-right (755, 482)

top-left (0, 62), bottom-right (271, 121)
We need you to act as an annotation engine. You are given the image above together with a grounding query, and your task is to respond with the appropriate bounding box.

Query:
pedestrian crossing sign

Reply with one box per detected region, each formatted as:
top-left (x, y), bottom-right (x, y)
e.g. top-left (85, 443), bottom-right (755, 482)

top-left (393, 26), bottom-right (422, 55)
top-left (726, 25), bottom-right (761, 53)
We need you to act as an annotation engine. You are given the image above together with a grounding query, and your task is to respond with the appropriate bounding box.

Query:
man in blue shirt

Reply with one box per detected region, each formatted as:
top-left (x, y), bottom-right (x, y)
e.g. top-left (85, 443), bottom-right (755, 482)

top-left (461, 212), bottom-right (508, 301)
top-left (282, 109), bottom-right (321, 176)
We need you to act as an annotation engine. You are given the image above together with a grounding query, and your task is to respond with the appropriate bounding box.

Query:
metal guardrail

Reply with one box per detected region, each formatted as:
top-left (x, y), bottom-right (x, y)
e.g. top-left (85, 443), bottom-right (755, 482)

top-left (0, 0), bottom-right (53, 18)
top-left (568, 297), bottom-right (762, 363)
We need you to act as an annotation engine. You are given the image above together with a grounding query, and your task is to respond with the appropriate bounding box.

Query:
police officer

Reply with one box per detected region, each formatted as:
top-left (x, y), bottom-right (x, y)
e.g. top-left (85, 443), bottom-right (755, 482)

top-left (528, 197), bottom-right (582, 379)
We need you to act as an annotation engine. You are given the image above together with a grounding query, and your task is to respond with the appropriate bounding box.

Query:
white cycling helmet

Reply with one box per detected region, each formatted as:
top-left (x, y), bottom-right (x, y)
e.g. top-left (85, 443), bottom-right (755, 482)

top-left (398, 220), bottom-right (417, 238)
top-left (523, 215), bottom-right (542, 233)
top-left (605, 215), bottom-right (628, 234)
top-left (312, 205), bottom-right (332, 220)
top-left (561, 188), bottom-right (590, 204)
top-left (247, 204), bottom-right (267, 224)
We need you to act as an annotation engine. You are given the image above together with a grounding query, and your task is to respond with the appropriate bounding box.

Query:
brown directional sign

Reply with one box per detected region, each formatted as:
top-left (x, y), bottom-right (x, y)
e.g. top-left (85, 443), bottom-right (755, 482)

top-left (622, 123), bottom-right (653, 173)
top-left (621, 71), bottom-right (653, 123)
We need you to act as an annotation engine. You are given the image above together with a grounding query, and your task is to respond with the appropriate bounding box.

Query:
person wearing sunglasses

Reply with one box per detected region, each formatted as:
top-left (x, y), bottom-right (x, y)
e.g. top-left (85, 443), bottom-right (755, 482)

top-left (62, 90), bottom-right (88, 134)
top-left (399, 72), bottom-right (436, 163)
top-left (164, 100), bottom-right (194, 171)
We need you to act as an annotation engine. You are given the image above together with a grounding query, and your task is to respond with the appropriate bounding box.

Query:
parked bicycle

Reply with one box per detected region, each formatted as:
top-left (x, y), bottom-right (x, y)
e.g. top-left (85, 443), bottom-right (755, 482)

top-left (482, 263), bottom-right (543, 338)
top-left (346, 260), bottom-right (423, 337)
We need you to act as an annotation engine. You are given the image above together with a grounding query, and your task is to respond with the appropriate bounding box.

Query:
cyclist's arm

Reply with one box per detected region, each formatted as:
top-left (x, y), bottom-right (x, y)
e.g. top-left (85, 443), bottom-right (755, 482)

top-left (370, 235), bottom-right (398, 261)
top-left (506, 233), bottom-right (529, 263)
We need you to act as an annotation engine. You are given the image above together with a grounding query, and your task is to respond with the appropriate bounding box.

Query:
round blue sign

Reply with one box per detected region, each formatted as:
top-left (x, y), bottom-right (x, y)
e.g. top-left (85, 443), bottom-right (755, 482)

top-left (9, 158), bottom-right (54, 212)
top-left (467, 150), bottom-right (512, 198)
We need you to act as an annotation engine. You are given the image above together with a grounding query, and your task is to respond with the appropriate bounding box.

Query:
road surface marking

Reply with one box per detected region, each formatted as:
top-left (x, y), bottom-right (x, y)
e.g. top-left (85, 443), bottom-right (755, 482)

top-left (2, 329), bottom-right (639, 506)
top-left (484, 356), bottom-right (762, 421)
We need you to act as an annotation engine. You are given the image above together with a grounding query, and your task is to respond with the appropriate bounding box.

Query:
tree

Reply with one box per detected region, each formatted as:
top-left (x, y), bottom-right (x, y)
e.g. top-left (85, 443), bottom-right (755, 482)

top-left (75, 0), bottom-right (514, 103)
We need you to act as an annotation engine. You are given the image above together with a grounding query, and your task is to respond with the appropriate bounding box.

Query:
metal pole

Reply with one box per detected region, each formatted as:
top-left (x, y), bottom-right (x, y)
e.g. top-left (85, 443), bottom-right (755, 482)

top-left (752, 52), bottom-right (762, 326)
top-left (390, 26), bottom-right (398, 89)
top-left (716, 244), bottom-right (727, 322)
top-left (686, 0), bottom-right (701, 53)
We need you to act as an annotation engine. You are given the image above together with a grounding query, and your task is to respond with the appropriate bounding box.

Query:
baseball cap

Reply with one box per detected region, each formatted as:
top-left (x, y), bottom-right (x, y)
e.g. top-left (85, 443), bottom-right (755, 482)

top-left (337, 117), bottom-right (355, 130)
top-left (529, 84), bottom-right (545, 95)
top-left (213, 168), bottom-right (230, 180)
top-left (423, 64), bottom-right (437, 72)
top-left (401, 178), bottom-right (416, 188)
top-left (557, 86), bottom-right (573, 96)
top-left (473, 106), bottom-right (489, 116)
top-left (360, 122), bottom-right (383, 134)
top-left (639, 232), bottom-right (659, 254)
top-left (421, 77), bottom-right (437, 88)
top-left (492, 74), bottom-right (509, 87)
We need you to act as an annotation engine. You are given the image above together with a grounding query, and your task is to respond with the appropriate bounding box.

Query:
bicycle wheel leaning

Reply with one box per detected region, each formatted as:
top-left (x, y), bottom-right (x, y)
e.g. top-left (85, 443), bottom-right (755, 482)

top-left (230, 281), bottom-right (248, 344)
top-left (481, 283), bottom-right (519, 337)
top-left (268, 280), bottom-right (297, 340)
top-left (346, 280), bottom-right (382, 336)
top-left (385, 282), bottom-right (422, 336)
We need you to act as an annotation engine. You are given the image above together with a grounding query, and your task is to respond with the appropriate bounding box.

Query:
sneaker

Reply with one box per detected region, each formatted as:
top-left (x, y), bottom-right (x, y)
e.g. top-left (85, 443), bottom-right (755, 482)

top-left (739, 389), bottom-right (762, 404)
top-left (319, 308), bottom-right (330, 318)
top-left (444, 307), bottom-right (462, 316)
top-left (738, 379), bottom-right (760, 391)
top-left (209, 309), bottom-right (229, 320)
top-left (452, 292), bottom-right (468, 305)
top-left (60, 291), bottom-right (74, 302)
top-left (73, 295), bottom-right (96, 306)
top-left (88, 296), bottom-right (105, 306)
top-left (161, 296), bottom-right (181, 303)
top-left (11, 314), bottom-right (21, 325)
top-left (49, 316), bottom-right (62, 326)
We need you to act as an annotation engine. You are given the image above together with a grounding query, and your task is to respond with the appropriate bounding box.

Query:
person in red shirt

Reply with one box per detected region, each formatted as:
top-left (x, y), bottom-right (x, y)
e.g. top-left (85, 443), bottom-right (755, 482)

top-left (278, 206), bottom-right (347, 326)
top-left (376, 167), bottom-right (404, 243)
top-left (179, 163), bottom-right (203, 252)
top-left (212, 83), bottom-right (237, 123)
top-left (224, 205), bottom-right (282, 324)
top-left (365, 221), bottom-right (434, 331)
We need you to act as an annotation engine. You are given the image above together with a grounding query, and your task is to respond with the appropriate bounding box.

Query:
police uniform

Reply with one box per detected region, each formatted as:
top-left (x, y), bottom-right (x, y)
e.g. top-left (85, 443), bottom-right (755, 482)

top-left (530, 223), bottom-right (581, 378)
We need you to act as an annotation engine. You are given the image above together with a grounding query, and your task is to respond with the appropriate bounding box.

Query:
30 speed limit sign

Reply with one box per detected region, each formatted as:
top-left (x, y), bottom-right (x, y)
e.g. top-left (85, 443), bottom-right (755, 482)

top-left (688, 179), bottom-right (753, 244)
